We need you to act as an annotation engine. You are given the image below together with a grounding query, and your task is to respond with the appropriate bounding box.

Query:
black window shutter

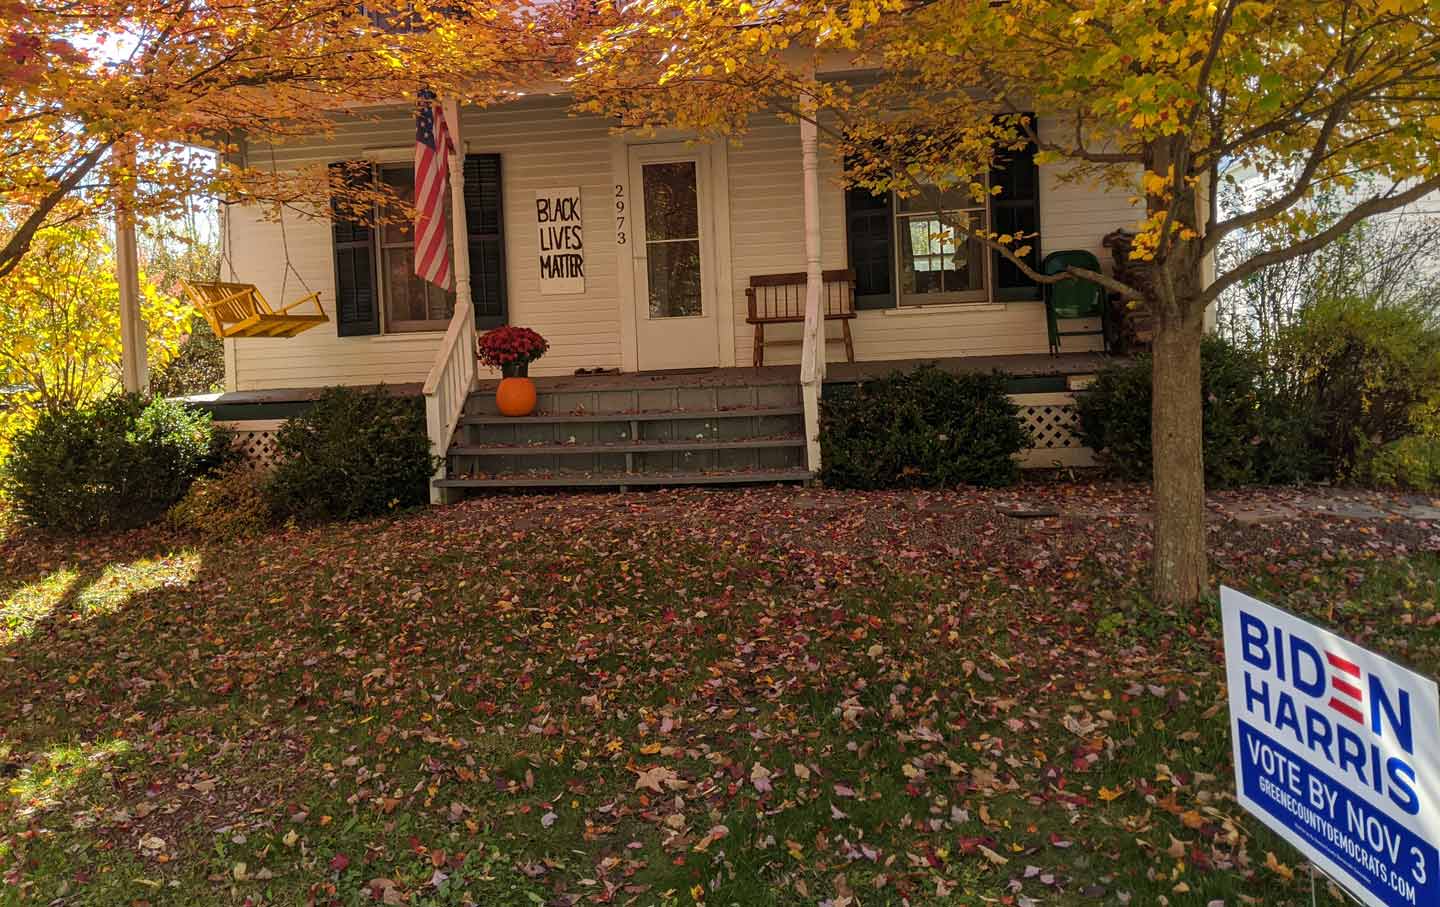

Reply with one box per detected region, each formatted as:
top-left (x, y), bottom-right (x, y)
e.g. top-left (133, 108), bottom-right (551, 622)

top-left (991, 116), bottom-right (1042, 301)
top-left (463, 154), bottom-right (507, 329)
top-left (329, 161), bottom-right (380, 336)
top-left (845, 181), bottom-right (896, 310)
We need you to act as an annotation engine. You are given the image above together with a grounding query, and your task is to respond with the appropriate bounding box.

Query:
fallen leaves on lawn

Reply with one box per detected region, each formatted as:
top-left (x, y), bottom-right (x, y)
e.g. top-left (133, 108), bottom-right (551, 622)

top-left (0, 484), bottom-right (1435, 905)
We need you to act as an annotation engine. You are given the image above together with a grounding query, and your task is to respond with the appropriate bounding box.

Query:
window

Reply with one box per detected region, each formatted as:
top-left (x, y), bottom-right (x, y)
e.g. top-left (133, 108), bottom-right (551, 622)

top-left (845, 118), bottom-right (1041, 310)
top-left (330, 154), bottom-right (507, 338)
top-left (377, 164), bottom-right (455, 333)
top-left (895, 184), bottom-right (989, 305)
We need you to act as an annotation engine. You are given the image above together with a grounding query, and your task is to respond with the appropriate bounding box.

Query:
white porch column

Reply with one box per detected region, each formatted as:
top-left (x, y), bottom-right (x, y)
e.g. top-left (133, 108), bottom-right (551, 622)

top-left (114, 141), bottom-right (147, 393)
top-left (444, 98), bottom-right (473, 317)
top-left (427, 97), bottom-right (475, 505)
top-left (798, 93), bottom-right (825, 473)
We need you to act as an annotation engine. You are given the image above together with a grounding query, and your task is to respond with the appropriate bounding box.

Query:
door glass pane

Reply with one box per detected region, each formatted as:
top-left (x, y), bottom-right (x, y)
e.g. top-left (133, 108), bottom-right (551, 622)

top-left (647, 240), bottom-right (702, 317)
top-left (642, 160), bottom-right (702, 318)
top-left (642, 162), bottom-right (699, 240)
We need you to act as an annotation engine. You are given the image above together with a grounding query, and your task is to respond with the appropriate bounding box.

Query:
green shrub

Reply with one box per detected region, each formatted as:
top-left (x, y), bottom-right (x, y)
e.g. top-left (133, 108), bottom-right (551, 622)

top-left (149, 316), bottom-right (226, 397)
top-left (2, 394), bottom-right (220, 531)
top-left (168, 460), bottom-right (274, 540)
top-left (1274, 295), bottom-right (1440, 478)
top-left (1076, 337), bottom-right (1318, 488)
top-left (820, 366), bottom-right (1029, 489)
top-left (1359, 435), bottom-right (1440, 491)
top-left (266, 386), bottom-right (438, 522)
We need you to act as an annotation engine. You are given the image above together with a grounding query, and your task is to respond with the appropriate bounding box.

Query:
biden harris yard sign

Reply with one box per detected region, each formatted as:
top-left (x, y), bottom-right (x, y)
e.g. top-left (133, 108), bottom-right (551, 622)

top-left (1222, 587), bottom-right (1440, 907)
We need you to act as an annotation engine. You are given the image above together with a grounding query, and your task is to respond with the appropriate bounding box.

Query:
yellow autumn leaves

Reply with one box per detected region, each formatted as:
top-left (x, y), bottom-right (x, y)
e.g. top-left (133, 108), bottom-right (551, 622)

top-left (0, 223), bottom-right (189, 453)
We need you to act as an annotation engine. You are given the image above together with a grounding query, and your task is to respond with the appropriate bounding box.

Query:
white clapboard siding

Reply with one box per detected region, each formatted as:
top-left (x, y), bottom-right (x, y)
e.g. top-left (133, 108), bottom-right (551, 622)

top-left (726, 115), bottom-right (1142, 366)
top-left (226, 101), bottom-right (1142, 391)
top-left (226, 97), bottom-right (621, 391)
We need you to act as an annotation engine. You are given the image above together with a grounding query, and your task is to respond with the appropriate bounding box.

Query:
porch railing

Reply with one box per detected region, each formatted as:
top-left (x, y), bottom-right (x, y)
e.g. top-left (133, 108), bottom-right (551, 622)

top-left (423, 303), bottom-right (478, 503)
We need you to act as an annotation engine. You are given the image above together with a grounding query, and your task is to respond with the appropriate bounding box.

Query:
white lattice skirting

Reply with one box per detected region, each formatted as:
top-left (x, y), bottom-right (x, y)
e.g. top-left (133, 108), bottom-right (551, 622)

top-left (218, 399), bottom-right (1093, 474)
top-left (1010, 393), bottom-right (1095, 469)
top-left (216, 419), bottom-right (285, 471)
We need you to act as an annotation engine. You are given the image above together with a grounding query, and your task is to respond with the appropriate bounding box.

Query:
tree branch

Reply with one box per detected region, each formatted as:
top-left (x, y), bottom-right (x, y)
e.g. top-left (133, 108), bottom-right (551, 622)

top-left (1200, 175), bottom-right (1440, 306)
top-left (1201, 98), bottom-right (1349, 255)
top-left (1153, 0), bottom-right (1240, 262)
top-left (0, 140), bottom-right (113, 280)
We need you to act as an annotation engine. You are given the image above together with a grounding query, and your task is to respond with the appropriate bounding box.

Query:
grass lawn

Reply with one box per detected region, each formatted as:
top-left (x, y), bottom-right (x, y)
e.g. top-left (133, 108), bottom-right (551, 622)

top-left (2, 484), bottom-right (1439, 907)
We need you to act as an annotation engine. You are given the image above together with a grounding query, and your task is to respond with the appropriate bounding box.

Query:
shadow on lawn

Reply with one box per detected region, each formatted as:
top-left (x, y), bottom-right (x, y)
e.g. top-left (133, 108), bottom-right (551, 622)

top-left (0, 523), bottom-right (210, 731)
top-left (0, 500), bottom-right (504, 775)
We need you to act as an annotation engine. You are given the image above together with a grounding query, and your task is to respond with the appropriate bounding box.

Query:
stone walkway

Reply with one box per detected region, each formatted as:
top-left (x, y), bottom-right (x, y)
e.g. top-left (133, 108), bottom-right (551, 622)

top-left (1209, 489), bottom-right (1440, 525)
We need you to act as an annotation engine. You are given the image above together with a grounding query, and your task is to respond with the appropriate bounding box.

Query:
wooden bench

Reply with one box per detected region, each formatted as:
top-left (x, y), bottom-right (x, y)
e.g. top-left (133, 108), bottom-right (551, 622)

top-left (745, 269), bottom-right (856, 367)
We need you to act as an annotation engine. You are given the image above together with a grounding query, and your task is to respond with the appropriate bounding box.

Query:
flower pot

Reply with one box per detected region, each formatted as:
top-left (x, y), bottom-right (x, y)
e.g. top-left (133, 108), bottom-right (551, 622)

top-left (496, 377), bottom-right (537, 417)
top-left (501, 362), bottom-right (530, 378)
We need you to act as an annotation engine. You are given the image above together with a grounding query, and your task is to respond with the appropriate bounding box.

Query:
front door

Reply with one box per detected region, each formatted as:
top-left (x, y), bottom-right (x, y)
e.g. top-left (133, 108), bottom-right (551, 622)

top-left (628, 144), bottom-right (721, 371)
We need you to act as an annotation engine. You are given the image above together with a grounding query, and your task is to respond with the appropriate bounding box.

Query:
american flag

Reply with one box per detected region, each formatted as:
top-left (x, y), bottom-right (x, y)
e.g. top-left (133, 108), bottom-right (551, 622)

top-left (414, 91), bottom-right (454, 291)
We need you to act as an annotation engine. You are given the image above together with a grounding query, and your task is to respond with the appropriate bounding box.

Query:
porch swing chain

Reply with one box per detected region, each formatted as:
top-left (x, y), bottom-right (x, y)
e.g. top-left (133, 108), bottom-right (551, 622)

top-left (221, 198), bottom-right (239, 282)
top-left (270, 143), bottom-right (313, 304)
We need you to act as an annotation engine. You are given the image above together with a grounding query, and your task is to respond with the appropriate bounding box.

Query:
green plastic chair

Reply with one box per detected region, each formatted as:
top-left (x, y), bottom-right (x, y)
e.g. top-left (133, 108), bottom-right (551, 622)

top-left (1042, 249), bottom-right (1110, 355)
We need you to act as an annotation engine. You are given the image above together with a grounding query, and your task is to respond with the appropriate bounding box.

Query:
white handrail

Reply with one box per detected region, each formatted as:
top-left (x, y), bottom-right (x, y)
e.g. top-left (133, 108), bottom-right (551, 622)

top-left (424, 304), bottom-right (477, 503)
top-left (425, 95), bottom-right (475, 504)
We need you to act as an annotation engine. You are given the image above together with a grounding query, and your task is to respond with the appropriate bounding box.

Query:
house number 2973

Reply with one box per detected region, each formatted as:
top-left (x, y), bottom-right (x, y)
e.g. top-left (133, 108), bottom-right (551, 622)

top-left (614, 184), bottom-right (627, 246)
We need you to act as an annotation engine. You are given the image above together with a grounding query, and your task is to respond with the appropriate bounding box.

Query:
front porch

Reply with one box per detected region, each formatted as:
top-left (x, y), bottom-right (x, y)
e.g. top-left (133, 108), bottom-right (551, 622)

top-left (470, 350), bottom-right (1110, 395)
top-left (197, 352), bottom-right (1109, 493)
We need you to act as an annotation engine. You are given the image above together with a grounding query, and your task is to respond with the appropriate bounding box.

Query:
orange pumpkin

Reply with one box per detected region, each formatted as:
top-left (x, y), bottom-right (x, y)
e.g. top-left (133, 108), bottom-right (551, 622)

top-left (496, 377), bottom-right (537, 417)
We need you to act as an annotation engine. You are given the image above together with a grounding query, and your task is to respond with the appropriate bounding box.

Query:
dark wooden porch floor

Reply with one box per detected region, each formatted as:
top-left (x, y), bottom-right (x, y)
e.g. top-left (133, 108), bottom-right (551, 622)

top-left (184, 352), bottom-right (1115, 421)
top-left (474, 351), bottom-right (1115, 394)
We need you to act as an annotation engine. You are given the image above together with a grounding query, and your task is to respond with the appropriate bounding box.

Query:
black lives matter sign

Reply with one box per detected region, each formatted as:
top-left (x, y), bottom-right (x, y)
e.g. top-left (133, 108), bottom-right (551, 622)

top-left (536, 187), bottom-right (584, 295)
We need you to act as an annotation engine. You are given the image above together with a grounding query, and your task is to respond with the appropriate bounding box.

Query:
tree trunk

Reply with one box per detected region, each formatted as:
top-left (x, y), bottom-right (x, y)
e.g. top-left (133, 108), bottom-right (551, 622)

top-left (1150, 299), bottom-right (1208, 604)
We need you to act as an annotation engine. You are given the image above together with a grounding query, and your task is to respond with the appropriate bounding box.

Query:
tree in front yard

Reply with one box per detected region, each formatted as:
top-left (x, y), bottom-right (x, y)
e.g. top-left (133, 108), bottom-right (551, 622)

top-left (0, 0), bottom-right (591, 279)
top-left (572, 0), bottom-right (1440, 603)
top-left (0, 221), bottom-right (189, 450)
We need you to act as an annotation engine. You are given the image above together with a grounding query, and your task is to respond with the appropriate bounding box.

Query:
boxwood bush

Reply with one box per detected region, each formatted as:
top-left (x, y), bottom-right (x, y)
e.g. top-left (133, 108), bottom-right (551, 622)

top-left (168, 460), bottom-right (275, 540)
top-left (1076, 337), bottom-right (1319, 487)
top-left (820, 365), bottom-right (1029, 489)
top-left (265, 386), bottom-right (438, 522)
top-left (2, 394), bottom-right (221, 531)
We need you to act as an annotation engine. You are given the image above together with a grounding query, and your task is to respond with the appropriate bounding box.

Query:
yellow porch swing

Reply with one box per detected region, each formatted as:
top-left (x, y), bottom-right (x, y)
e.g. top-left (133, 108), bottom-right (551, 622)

top-left (180, 151), bottom-right (329, 339)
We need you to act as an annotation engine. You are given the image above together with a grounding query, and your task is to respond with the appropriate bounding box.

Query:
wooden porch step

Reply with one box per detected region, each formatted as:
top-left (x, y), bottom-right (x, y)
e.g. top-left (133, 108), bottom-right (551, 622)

top-left (450, 436), bottom-right (805, 457)
top-left (435, 468), bottom-right (813, 489)
top-left (458, 405), bottom-right (804, 426)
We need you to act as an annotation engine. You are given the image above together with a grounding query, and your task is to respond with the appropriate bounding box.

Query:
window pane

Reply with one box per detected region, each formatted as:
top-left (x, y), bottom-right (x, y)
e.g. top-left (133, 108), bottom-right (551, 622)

top-left (642, 162), bottom-right (699, 241)
top-left (384, 248), bottom-right (421, 320)
top-left (647, 240), bottom-right (702, 317)
top-left (896, 184), bottom-right (974, 214)
top-left (381, 167), bottom-right (416, 244)
top-left (383, 247), bottom-right (454, 326)
top-left (898, 212), bottom-right (985, 301)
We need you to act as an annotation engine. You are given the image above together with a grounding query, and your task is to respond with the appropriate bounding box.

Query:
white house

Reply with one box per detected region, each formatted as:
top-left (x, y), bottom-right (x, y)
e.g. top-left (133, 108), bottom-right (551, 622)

top-left (200, 89), bottom-right (1143, 498)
